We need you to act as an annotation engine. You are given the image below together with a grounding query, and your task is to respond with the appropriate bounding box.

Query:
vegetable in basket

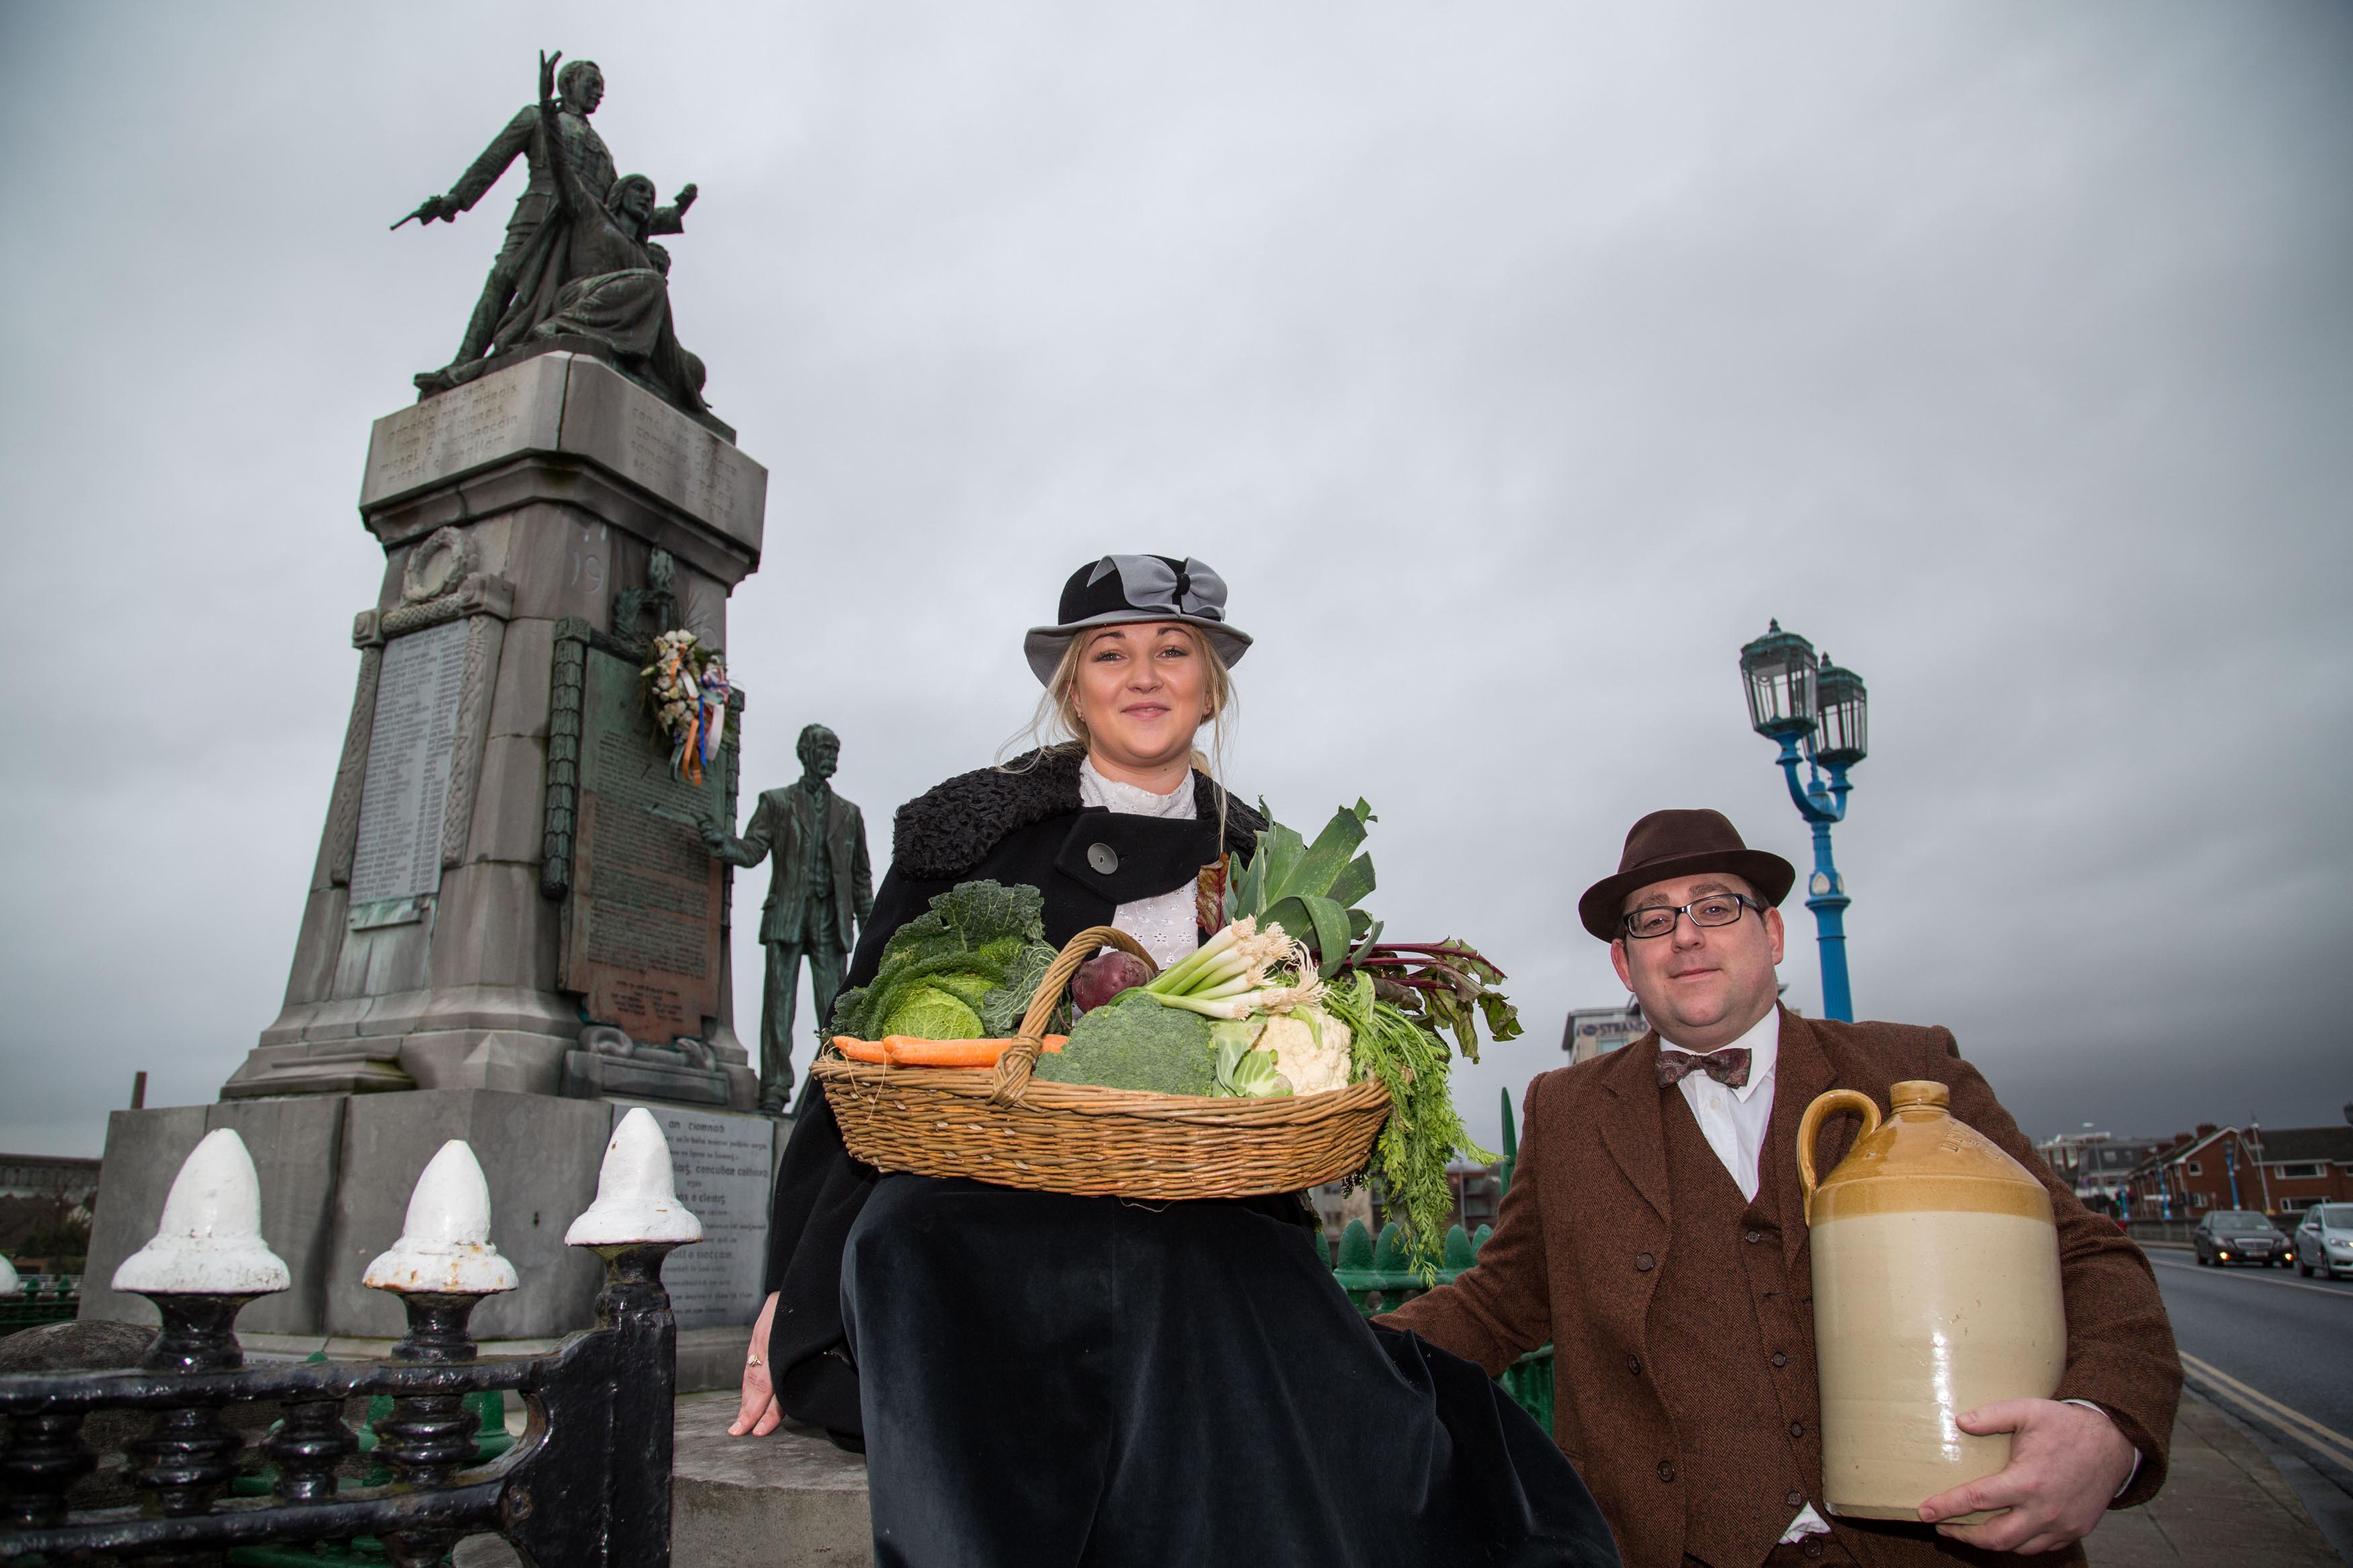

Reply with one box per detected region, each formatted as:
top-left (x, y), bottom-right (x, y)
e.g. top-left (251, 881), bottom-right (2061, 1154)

top-left (1033, 989), bottom-right (1218, 1096)
top-left (828, 880), bottom-right (1060, 1042)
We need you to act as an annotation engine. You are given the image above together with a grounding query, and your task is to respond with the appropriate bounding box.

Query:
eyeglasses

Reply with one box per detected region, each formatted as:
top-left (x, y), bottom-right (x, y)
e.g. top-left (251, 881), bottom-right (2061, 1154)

top-left (1620, 893), bottom-right (1763, 941)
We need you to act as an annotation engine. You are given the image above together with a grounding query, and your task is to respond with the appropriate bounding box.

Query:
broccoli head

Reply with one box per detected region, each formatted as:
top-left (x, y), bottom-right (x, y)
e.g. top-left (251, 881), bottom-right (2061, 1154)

top-left (1033, 989), bottom-right (1216, 1096)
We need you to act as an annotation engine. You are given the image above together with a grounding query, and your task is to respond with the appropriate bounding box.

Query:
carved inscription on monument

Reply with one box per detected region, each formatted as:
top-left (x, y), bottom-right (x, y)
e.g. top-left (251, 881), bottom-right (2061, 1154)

top-left (360, 353), bottom-right (565, 507)
top-left (561, 645), bottom-right (729, 1041)
top-left (349, 620), bottom-right (468, 904)
top-left (612, 1103), bottom-right (774, 1329)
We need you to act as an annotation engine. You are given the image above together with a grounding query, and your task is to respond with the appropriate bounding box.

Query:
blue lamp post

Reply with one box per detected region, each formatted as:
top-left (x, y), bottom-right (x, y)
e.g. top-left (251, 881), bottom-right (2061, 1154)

top-left (1738, 620), bottom-right (1870, 1022)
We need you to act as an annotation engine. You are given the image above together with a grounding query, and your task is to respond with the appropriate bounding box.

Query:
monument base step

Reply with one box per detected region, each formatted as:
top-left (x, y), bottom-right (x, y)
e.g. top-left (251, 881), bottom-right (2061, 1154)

top-left (672, 1391), bottom-right (873, 1567)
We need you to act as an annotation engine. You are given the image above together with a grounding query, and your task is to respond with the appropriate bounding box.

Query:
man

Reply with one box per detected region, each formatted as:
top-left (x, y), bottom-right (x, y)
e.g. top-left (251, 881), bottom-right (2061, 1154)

top-left (1383, 809), bottom-right (2180, 1567)
top-left (703, 725), bottom-right (873, 1113)
top-left (400, 57), bottom-right (696, 380)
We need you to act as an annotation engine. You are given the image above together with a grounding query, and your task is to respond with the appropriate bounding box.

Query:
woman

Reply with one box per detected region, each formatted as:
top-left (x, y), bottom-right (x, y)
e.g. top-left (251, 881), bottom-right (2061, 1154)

top-left (733, 554), bottom-right (1615, 1567)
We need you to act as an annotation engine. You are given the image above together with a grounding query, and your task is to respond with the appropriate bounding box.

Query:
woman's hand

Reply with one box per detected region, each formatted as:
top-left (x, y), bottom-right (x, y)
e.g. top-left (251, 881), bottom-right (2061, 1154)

top-left (728, 1290), bottom-right (783, 1438)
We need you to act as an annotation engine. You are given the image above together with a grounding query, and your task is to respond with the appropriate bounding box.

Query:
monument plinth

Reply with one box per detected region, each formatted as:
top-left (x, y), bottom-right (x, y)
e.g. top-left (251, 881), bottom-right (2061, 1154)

top-left (225, 350), bottom-right (765, 1108)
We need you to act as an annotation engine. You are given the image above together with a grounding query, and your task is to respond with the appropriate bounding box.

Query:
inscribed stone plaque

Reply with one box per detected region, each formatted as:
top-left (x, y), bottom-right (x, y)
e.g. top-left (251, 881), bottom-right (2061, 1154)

top-left (561, 645), bottom-right (729, 1041)
top-left (359, 353), bottom-right (568, 509)
top-left (609, 1102), bottom-right (773, 1329)
top-left (557, 357), bottom-right (766, 555)
top-left (349, 620), bottom-right (469, 904)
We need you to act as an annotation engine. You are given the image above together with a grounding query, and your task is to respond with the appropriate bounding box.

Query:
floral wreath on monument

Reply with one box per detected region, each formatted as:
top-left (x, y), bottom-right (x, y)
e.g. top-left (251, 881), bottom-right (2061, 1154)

top-left (640, 629), bottom-right (730, 785)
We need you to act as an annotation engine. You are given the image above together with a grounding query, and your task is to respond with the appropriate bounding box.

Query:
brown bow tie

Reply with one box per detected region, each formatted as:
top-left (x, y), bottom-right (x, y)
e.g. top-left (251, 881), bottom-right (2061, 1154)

top-left (1657, 1046), bottom-right (1751, 1089)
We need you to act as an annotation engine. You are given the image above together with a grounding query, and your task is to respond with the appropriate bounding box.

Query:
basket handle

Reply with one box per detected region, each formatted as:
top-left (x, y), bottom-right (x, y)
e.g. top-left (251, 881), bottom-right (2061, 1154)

top-left (988, 925), bottom-right (1158, 1106)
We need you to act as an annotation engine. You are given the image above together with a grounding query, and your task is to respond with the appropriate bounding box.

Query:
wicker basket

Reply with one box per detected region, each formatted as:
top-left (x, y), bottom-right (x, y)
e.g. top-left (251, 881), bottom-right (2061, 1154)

top-left (813, 925), bottom-right (1391, 1200)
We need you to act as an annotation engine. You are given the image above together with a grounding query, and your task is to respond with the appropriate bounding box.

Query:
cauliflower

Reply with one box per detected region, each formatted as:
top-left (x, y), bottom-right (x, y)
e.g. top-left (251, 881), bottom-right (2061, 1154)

top-left (1254, 1005), bottom-right (1353, 1096)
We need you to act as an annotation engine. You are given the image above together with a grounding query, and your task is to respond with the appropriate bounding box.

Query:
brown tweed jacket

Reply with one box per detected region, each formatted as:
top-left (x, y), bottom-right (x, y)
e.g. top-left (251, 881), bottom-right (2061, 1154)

top-left (1380, 1009), bottom-right (2182, 1568)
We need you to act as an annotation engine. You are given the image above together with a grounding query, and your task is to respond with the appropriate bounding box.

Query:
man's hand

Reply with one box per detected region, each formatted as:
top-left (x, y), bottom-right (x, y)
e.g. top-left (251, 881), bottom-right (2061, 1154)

top-left (1917, 1399), bottom-right (2137, 1554)
top-left (700, 817), bottom-right (728, 850)
top-left (673, 182), bottom-right (699, 212)
top-left (392, 194), bottom-right (457, 229)
top-left (727, 1291), bottom-right (784, 1438)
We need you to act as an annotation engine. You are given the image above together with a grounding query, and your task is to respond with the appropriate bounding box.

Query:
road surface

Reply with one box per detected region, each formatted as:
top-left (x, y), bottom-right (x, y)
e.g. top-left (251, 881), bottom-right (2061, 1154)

top-left (2145, 1244), bottom-right (2352, 1561)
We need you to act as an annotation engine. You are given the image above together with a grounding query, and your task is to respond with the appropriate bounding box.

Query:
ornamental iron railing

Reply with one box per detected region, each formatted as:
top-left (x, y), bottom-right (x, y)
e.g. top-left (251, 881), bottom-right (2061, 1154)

top-left (0, 1110), bottom-right (703, 1567)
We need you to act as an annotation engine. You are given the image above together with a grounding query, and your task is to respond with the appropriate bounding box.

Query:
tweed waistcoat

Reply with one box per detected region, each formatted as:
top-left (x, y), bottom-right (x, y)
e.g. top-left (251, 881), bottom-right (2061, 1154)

top-left (1652, 1087), bottom-right (1826, 1567)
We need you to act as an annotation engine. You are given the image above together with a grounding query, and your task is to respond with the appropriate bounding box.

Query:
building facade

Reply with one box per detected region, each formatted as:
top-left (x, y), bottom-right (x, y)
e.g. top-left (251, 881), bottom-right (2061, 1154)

top-left (2122, 1121), bottom-right (2353, 1219)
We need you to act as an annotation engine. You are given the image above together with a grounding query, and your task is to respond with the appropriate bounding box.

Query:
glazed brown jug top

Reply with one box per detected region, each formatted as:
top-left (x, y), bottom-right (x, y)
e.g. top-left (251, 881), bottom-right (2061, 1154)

top-left (1799, 1079), bottom-right (2066, 1522)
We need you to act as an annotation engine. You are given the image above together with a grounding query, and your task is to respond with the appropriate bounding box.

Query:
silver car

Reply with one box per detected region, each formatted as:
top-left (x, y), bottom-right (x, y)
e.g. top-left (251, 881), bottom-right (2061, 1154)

top-left (2294, 1203), bottom-right (2353, 1280)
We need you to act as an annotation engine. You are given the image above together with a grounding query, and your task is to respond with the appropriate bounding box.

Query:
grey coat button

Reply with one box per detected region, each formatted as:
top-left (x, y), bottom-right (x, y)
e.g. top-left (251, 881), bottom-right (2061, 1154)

top-left (1634, 1252), bottom-right (1656, 1272)
top-left (1086, 843), bottom-right (1119, 875)
top-left (1786, 1490), bottom-right (1805, 1509)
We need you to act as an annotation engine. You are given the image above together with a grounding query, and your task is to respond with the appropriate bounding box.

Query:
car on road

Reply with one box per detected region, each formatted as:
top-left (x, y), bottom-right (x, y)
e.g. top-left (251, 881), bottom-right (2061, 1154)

top-left (2292, 1203), bottom-right (2353, 1279)
top-left (2192, 1209), bottom-right (2293, 1268)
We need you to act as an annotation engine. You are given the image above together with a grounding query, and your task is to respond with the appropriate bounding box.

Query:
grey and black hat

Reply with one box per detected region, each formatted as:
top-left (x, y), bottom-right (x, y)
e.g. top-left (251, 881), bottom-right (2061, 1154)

top-left (1023, 554), bottom-right (1253, 684)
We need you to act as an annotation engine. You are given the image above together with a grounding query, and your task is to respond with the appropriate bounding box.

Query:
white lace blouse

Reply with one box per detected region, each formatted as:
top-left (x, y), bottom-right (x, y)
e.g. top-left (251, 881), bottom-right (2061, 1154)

top-left (1076, 758), bottom-right (1201, 972)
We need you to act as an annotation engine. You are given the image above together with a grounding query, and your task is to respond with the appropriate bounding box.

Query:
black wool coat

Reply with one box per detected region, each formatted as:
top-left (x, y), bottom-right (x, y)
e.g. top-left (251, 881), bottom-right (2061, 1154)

top-left (758, 748), bottom-right (1270, 1437)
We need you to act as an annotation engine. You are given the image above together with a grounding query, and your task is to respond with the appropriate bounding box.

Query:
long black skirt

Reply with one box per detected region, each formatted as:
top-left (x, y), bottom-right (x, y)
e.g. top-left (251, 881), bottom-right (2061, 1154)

top-left (840, 1173), bottom-right (1620, 1568)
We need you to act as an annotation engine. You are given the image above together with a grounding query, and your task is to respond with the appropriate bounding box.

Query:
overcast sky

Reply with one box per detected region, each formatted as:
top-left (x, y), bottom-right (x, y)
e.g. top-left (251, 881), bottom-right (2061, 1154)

top-left (2, 2), bottom-right (2348, 1161)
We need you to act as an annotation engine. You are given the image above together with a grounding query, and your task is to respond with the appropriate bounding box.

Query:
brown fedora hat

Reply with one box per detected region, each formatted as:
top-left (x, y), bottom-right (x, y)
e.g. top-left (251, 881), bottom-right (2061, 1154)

top-left (1577, 809), bottom-right (1797, 941)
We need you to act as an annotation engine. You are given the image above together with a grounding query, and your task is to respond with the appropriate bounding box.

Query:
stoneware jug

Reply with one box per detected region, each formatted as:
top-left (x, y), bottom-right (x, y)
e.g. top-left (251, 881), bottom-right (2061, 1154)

top-left (1799, 1079), bottom-right (2066, 1520)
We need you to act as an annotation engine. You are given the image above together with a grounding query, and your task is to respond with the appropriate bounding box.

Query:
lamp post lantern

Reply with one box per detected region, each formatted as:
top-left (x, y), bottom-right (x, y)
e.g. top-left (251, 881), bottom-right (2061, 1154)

top-left (1738, 620), bottom-right (1869, 1021)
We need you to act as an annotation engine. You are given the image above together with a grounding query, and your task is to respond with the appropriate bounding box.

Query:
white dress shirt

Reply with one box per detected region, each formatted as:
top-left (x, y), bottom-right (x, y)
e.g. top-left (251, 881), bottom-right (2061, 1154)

top-left (1076, 759), bottom-right (1199, 971)
top-left (1661, 1005), bottom-right (1781, 1204)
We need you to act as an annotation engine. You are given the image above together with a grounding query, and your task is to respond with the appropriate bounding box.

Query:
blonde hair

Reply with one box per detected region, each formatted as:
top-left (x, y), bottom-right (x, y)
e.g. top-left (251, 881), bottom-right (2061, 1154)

top-left (1002, 622), bottom-right (1238, 833)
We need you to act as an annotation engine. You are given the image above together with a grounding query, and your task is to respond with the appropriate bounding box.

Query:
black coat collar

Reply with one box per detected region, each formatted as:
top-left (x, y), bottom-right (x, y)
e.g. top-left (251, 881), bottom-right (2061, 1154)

top-left (892, 747), bottom-right (1262, 880)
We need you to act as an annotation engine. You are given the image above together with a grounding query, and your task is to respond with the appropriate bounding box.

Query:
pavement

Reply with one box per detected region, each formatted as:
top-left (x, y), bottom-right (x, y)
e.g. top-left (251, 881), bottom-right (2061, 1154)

top-left (653, 1384), bottom-right (2337, 1568)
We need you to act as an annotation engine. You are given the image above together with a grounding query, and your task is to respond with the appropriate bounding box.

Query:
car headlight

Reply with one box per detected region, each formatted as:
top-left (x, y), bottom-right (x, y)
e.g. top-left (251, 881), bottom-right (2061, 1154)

top-left (2330, 1239), bottom-right (2352, 1252)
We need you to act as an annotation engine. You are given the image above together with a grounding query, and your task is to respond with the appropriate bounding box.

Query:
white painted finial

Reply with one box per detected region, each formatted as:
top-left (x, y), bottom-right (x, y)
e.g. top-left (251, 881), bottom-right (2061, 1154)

top-left (362, 1141), bottom-right (520, 1295)
top-left (0, 1253), bottom-right (19, 1296)
top-left (112, 1129), bottom-right (292, 1296)
top-left (565, 1108), bottom-right (703, 1246)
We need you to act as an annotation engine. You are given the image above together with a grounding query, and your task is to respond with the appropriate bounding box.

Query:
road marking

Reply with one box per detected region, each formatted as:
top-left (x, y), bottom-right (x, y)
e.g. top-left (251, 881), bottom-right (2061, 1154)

top-left (2148, 1255), bottom-right (2353, 1300)
top-left (2179, 1351), bottom-right (2353, 1471)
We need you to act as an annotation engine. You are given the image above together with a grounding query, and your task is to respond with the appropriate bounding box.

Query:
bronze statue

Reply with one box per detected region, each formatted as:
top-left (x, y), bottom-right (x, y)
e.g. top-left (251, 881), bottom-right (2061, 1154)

top-left (400, 52), bottom-right (699, 405)
top-left (704, 725), bottom-right (873, 1112)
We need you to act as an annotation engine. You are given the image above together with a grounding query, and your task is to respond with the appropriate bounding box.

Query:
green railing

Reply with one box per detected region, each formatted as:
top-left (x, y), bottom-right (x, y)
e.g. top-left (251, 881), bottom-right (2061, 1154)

top-left (1326, 1215), bottom-right (1553, 1432)
top-left (0, 1276), bottom-right (81, 1338)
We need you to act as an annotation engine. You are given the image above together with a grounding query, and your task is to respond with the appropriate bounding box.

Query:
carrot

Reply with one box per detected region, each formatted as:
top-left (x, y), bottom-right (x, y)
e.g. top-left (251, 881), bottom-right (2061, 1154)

top-left (1041, 1035), bottom-right (1068, 1053)
top-left (884, 1037), bottom-right (1009, 1068)
top-left (830, 1036), bottom-right (889, 1063)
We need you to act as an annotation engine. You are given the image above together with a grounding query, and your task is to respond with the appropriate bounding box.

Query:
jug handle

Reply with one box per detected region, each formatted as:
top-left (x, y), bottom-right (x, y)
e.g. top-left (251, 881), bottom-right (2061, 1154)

top-left (1798, 1089), bottom-right (1882, 1225)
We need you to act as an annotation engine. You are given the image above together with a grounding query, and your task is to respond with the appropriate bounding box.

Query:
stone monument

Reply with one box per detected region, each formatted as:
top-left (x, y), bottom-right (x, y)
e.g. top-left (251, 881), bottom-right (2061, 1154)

top-left (83, 54), bottom-right (784, 1344)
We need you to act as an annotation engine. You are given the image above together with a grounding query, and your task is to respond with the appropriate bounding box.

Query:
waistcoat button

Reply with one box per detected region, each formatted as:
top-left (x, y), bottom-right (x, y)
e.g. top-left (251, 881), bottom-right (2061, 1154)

top-left (1745, 1228), bottom-right (1764, 1244)
top-left (1626, 1354), bottom-right (1642, 1375)
top-left (1789, 1421), bottom-right (1805, 1438)
top-left (1771, 1352), bottom-right (1789, 1368)
top-left (1786, 1490), bottom-right (1805, 1509)
top-left (1634, 1252), bottom-right (1656, 1272)
top-left (1086, 843), bottom-right (1120, 874)
top-left (1657, 1460), bottom-right (1675, 1483)
top-left (1801, 1541), bottom-right (1824, 1560)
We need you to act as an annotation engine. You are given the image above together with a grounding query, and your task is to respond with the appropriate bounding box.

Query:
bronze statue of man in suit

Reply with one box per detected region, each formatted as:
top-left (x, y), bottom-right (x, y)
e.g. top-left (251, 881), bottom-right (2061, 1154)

top-left (703, 725), bottom-right (873, 1114)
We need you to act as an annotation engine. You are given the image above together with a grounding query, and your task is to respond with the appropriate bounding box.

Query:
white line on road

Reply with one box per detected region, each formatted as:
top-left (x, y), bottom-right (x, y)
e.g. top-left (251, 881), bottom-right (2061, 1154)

top-left (2179, 1352), bottom-right (2353, 1472)
top-left (2148, 1255), bottom-right (2353, 1300)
